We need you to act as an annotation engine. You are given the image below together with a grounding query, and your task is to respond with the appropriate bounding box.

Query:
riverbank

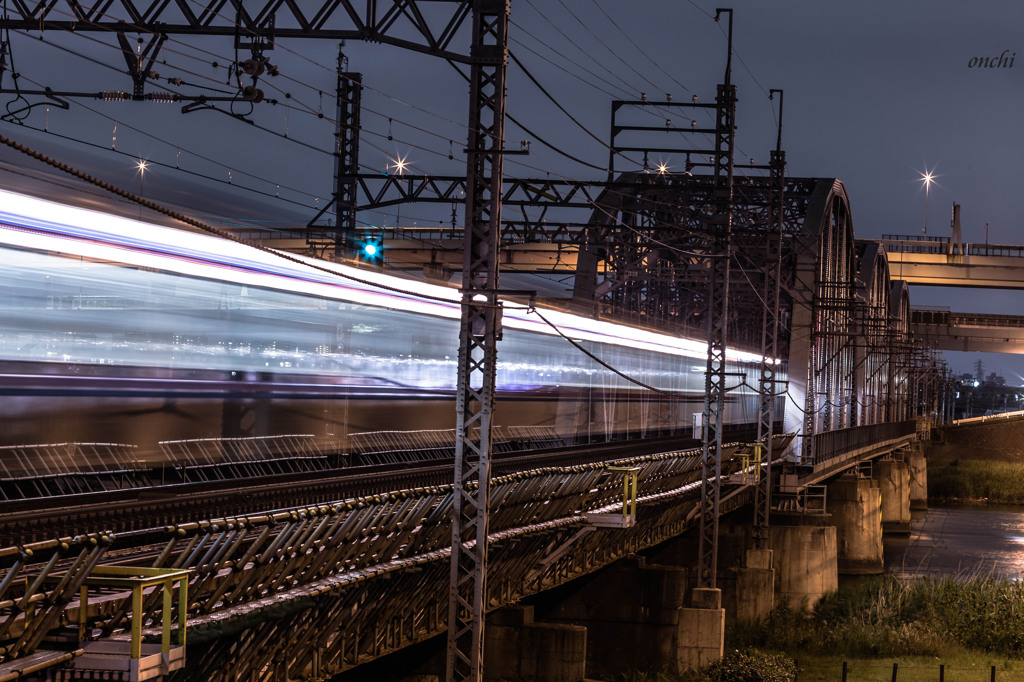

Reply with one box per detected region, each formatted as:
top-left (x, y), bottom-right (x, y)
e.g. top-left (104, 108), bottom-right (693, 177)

top-left (928, 457), bottom-right (1024, 504)
top-left (719, 575), bottom-right (1024, 681)
top-left (615, 574), bottom-right (1024, 681)
top-left (730, 575), bottom-right (1024, 659)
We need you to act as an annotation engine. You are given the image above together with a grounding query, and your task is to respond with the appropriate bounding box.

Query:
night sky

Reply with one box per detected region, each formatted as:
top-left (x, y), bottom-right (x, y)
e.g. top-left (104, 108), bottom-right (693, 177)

top-left (0, 0), bottom-right (1021, 379)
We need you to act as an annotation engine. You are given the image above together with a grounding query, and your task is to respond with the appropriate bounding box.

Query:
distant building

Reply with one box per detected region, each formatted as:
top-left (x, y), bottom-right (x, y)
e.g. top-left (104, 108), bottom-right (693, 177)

top-left (984, 372), bottom-right (1006, 387)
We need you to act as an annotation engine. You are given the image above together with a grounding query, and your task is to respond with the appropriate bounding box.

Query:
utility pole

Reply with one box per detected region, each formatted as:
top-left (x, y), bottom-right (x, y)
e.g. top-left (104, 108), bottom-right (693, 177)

top-left (446, 1), bottom-right (509, 680)
top-left (754, 88), bottom-right (784, 549)
top-left (331, 44), bottom-right (361, 258)
top-left (697, 7), bottom-right (736, 589)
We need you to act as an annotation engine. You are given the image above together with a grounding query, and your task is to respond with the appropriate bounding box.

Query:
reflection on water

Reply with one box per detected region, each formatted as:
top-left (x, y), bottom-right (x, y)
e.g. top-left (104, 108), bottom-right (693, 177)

top-left (885, 505), bottom-right (1024, 580)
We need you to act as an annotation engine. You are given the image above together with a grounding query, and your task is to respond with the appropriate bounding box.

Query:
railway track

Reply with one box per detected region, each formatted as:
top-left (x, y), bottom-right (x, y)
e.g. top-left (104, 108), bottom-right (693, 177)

top-left (0, 433), bottom-right (750, 545)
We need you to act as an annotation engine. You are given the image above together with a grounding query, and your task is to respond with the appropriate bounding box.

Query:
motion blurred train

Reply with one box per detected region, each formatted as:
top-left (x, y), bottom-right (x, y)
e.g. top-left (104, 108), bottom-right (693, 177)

top-left (0, 188), bottom-right (783, 468)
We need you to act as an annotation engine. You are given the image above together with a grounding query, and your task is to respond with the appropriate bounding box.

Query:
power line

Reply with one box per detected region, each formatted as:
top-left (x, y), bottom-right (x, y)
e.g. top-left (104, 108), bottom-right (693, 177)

top-left (590, 0), bottom-right (695, 96)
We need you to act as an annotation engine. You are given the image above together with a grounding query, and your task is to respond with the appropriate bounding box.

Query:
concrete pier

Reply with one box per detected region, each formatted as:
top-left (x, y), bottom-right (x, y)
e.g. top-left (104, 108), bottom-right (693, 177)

top-left (544, 557), bottom-right (713, 678)
top-left (650, 522), bottom-right (773, 626)
top-left (484, 605), bottom-right (587, 682)
top-left (768, 515), bottom-right (838, 609)
top-left (678, 587), bottom-right (725, 672)
top-left (907, 448), bottom-right (928, 510)
top-left (874, 458), bottom-right (911, 534)
top-left (828, 474), bottom-right (884, 574)
top-left (721, 548), bottom-right (774, 624)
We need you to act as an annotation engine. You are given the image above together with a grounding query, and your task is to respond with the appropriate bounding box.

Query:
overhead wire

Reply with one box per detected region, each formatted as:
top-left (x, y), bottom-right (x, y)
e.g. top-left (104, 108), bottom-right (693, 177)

top-left (2, 7), bottom-right (798, 399)
top-left (13, 0), bottom-right (768, 188)
top-left (2, 70), bottom-right (328, 201)
top-left (589, 0), bottom-right (694, 96)
top-left (6, 6), bottom-right (784, 287)
top-left (6, 2), bottom-right (782, 323)
top-left (553, 0), bottom-right (682, 97)
top-left (3, 29), bottom-right (339, 156)
top-left (2, 36), bottom-right (456, 225)
top-left (509, 22), bottom-right (635, 99)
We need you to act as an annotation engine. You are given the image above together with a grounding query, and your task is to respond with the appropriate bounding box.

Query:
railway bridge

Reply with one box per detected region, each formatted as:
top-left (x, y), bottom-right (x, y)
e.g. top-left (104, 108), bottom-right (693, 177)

top-left (0, 171), bottom-right (947, 681)
top-left (0, 2), bottom-right (992, 678)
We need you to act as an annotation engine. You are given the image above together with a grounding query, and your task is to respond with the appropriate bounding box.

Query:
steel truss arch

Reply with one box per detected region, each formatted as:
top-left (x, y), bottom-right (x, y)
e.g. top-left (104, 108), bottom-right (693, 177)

top-left (784, 179), bottom-right (857, 463)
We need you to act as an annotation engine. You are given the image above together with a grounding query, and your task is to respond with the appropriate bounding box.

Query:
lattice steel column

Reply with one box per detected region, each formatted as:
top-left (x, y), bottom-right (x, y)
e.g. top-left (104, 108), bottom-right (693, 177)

top-left (446, 1), bottom-right (508, 680)
top-left (330, 45), bottom-right (362, 257)
top-left (754, 90), bottom-right (785, 549)
top-left (697, 11), bottom-right (736, 587)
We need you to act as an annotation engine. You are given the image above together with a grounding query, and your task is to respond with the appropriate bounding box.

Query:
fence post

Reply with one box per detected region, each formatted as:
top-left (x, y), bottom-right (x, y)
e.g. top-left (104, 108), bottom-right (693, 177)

top-left (939, 663), bottom-right (944, 682)
top-left (891, 662), bottom-right (898, 682)
top-left (841, 660), bottom-right (847, 682)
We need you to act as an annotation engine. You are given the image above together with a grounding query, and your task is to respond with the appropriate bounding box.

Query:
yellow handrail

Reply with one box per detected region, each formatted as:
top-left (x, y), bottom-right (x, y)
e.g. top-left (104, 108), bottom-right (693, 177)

top-left (79, 566), bottom-right (190, 659)
top-left (606, 466), bottom-right (641, 521)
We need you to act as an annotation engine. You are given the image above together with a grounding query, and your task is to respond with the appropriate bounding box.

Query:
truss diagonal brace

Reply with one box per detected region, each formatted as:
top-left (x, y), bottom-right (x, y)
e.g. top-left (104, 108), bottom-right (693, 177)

top-left (0, 1), bottom-right (476, 62)
top-left (116, 29), bottom-right (166, 100)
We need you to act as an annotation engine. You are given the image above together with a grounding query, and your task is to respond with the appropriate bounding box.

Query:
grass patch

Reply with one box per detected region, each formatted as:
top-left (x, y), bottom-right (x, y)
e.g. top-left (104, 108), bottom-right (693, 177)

top-left (928, 458), bottom-right (1024, 504)
top-left (731, 575), bottom-right (1024, 658)
top-left (795, 654), bottom-right (1021, 681)
top-left (619, 654), bottom-right (1023, 682)
top-left (616, 649), bottom-right (798, 681)
top-left (617, 577), bottom-right (1024, 681)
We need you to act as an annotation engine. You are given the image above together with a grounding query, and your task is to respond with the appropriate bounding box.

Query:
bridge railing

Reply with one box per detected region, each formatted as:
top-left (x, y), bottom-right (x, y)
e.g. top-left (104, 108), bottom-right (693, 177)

top-left (953, 410), bottom-right (1024, 426)
top-left (810, 421), bottom-right (917, 466)
top-left (880, 234), bottom-right (950, 254)
top-left (881, 234), bottom-right (1024, 259)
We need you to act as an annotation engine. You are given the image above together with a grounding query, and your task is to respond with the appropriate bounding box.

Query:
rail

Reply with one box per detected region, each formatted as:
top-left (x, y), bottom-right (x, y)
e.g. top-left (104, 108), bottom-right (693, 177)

top-left (0, 534), bottom-right (113, 667)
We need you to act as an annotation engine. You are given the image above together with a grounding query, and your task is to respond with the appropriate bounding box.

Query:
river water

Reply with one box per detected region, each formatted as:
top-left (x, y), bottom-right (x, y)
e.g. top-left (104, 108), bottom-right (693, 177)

top-left (884, 505), bottom-right (1024, 579)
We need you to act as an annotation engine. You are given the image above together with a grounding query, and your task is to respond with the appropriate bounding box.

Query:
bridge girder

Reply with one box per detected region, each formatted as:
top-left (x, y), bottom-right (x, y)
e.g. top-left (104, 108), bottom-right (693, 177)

top-left (0, 0), bottom-right (476, 61)
top-left (911, 310), bottom-right (1024, 353)
top-left (875, 239), bottom-right (1024, 289)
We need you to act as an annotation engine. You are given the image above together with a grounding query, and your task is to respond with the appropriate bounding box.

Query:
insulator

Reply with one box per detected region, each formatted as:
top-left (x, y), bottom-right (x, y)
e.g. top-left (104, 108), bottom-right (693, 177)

top-left (242, 85), bottom-right (264, 103)
top-left (101, 90), bottom-right (127, 101)
top-left (148, 92), bottom-right (177, 103)
top-left (241, 59), bottom-right (264, 76)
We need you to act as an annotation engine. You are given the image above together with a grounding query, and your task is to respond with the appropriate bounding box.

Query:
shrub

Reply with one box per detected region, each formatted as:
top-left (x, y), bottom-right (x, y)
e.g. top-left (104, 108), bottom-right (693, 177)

top-left (701, 648), bottom-right (798, 682)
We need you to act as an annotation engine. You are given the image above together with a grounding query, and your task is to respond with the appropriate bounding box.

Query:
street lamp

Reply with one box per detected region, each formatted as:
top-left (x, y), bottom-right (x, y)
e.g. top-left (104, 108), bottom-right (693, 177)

top-left (135, 159), bottom-right (149, 218)
top-left (389, 154), bottom-right (408, 175)
top-left (920, 170), bottom-right (933, 235)
top-left (136, 159), bottom-right (149, 197)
